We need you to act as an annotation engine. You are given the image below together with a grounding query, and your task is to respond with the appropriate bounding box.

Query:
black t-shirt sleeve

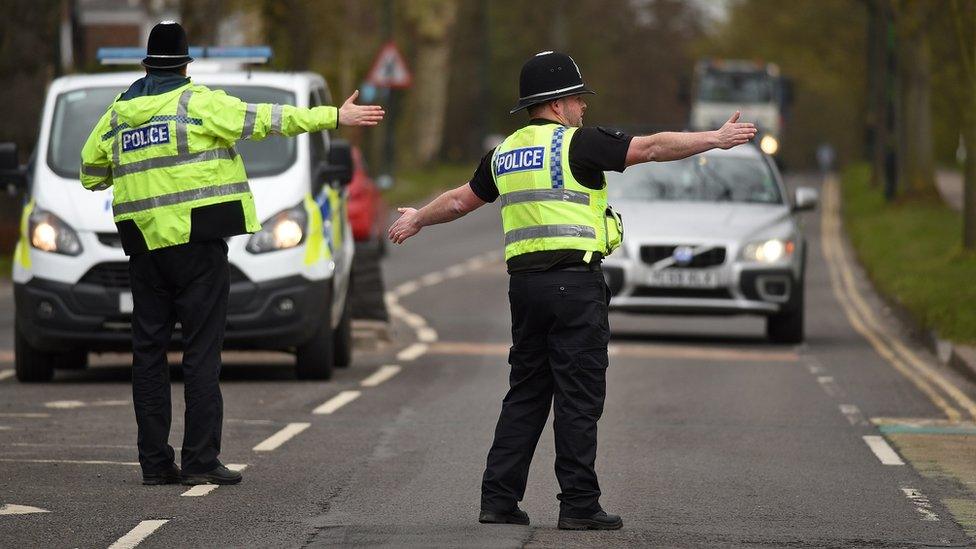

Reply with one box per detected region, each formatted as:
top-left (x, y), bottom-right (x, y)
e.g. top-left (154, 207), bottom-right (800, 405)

top-left (568, 127), bottom-right (633, 187)
top-left (468, 147), bottom-right (498, 203)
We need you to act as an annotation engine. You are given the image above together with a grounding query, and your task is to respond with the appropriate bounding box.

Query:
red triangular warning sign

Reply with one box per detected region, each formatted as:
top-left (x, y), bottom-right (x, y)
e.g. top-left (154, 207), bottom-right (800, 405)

top-left (366, 42), bottom-right (412, 89)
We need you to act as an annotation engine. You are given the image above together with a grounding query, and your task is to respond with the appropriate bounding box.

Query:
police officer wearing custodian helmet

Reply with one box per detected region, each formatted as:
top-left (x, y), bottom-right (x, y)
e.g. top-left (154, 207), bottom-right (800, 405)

top-left (388, 51), bottom-right (755, 529)
top-left (79, 22), bottom-right (384, 486)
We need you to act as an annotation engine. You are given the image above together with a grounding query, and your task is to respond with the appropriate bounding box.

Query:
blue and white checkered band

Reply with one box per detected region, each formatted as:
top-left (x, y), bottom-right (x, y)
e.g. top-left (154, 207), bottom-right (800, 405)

top-left (549, 126), bottom-right (566, 189)
top-left (121, 123), bottom-right (171, 152)
top-left (495, 146), bottom-right (546, 176)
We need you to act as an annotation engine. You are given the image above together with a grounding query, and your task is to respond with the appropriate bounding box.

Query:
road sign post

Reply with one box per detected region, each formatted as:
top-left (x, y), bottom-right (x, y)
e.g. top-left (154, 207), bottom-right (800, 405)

top-left (366, 41), bottom-right (412, 181)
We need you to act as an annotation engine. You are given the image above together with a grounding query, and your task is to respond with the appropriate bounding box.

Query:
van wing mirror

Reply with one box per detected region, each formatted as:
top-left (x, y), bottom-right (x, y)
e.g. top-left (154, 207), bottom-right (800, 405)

top-left (0, 142), bottom-right (27, 192)
top-left (320, 139), bottom-right (353, 187)
top-left (793, 186), bottom-right (818, 212)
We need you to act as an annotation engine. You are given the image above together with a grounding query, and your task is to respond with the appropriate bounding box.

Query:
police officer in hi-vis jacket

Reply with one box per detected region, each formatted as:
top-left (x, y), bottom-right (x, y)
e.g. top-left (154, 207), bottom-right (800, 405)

top-left (80, 21), bottom-right (383, 486)
top-left (388, 51), bottom-right (755, 529)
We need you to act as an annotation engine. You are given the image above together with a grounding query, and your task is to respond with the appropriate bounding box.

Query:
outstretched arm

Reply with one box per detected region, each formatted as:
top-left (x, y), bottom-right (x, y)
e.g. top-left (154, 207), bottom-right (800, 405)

top-left (625, 111), bottom-right (757, 167)
top-left (388, 183), bottom-right (486, 244)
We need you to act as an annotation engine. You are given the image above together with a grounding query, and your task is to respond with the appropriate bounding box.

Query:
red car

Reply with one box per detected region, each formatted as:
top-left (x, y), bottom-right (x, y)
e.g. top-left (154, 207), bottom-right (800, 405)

top-left (345, 146), bottom-right (387, 251)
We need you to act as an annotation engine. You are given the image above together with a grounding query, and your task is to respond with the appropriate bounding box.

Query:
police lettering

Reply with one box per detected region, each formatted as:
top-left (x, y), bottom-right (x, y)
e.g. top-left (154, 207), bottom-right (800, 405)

top-left (496, 146), bottom-right (545, 176)
top-left (121, 123), bottom-right (171, 152)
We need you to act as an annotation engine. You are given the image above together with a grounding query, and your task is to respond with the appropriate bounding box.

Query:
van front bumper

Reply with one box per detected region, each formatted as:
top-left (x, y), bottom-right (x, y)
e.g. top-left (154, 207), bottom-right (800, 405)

top-left (14, 273), bottom-right (331, 354)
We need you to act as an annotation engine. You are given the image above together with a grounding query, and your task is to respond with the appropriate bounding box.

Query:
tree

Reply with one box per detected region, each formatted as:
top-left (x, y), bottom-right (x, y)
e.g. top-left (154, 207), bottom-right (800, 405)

top-left (948, 0), bottom-right (975, 248)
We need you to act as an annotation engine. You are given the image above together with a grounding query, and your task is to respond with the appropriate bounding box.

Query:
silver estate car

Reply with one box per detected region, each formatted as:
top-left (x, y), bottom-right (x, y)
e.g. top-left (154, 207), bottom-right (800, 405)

top-left (603, 145), bottom-right (818, 343)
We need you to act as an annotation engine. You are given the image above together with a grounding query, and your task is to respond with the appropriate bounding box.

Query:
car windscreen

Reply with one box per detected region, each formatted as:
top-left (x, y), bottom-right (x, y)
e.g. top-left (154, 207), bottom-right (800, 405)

top-left (47, 85), bottom-right (296, 179)
top-left (606, 154), bottom-right (782, 204)
top-left (698, 70), bottom-right (773, 103)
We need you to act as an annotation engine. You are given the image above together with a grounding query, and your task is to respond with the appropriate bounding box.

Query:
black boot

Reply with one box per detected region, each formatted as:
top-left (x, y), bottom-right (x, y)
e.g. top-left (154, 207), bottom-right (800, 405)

top-left (479, 507), bottom-right (530, 525)
top-left (180, 464), bottom-right (242, 486)
top-left (142, 462), bottom-right (181, 485)
top-left (558, 510), bottom-right (623, 530)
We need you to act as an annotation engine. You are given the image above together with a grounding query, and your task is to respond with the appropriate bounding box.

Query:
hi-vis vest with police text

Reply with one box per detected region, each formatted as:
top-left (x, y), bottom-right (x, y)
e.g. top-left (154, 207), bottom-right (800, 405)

top-left (80, 82), bottom-right (338, 254)
top-left (491, 123), bottom-right (623, 262)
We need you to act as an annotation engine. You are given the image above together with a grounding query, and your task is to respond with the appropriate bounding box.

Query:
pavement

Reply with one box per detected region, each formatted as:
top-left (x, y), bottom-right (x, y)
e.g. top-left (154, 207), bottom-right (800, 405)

top-left (1, 173), bottom-right (976, 548)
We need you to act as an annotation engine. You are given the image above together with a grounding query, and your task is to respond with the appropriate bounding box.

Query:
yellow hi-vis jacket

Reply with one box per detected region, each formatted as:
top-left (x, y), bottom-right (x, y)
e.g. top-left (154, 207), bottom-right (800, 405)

top-left (491, 123), bottom-right (623, 262)
top-left (80, 81), bottom-right (338, 255)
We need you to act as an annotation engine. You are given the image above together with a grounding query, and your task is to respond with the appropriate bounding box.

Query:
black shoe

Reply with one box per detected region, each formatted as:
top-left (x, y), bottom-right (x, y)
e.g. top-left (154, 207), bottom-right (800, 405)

top-left (180, 464), bottom-right (242, 486)
top-left (479, 507), bottom-right (530, 525)
top-left (558, 510), bottom-right (623, 530)
top-left (142, 462), bottom-right (181, 485)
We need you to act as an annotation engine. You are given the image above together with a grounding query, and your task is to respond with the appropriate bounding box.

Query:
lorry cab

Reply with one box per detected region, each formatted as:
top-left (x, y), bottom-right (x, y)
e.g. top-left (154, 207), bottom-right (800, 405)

top-left (7, 66), bottom-right (355, 382)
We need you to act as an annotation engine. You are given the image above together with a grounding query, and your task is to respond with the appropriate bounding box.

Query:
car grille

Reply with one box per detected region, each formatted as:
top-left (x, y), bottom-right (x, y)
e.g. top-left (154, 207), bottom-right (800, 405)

top-left (631, 286), bottom-right (733, 299)
top-left (79, 262), bottom-right (251, 289)
top-left (639, 245), bottom-right (726, 268)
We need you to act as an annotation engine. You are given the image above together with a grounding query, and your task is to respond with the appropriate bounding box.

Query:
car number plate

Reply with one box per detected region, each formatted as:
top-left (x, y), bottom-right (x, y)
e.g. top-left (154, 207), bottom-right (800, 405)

top-left (647, 270), bottom-right (719, 288)
top-left (119, 292), bottom-right (133, 314)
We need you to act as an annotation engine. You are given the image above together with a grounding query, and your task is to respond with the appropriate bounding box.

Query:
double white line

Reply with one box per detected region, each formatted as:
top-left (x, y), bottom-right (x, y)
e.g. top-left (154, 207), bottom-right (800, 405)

top-left (821, 176), bottom-right (976, 422)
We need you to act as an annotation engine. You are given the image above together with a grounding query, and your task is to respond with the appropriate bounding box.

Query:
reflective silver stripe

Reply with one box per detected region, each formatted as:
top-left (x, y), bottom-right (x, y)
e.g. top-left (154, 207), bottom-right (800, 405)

top-left (113, 181), bottom-right (251, 216)
top-left (504, 224), bottom-right (596, 245)
top-left (241, 103), bottom-right (258, 139)
top-left (176, 89), bottom-right (193, 155)
top-left (113, 147), bottom-right (236, 177)
top-left (90, 180), bottom-right (112, 191)
top-left (110, 111), bottom-right (120, 166)
top-left (81, 164), bottom-right (110, 178)
top-left (270, 104), bottom-right (283, 135)
top-left (498, 188), bottom-right (590, 208)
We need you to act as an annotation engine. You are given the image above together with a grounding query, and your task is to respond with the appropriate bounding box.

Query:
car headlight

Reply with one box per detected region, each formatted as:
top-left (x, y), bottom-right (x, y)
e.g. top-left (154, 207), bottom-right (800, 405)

top-left (29, 208), bottom-right (82, 256)
top-left (246, 202), bottom-right (308, 254)
top-left (741, 238), bottom-right (795, 263)
top-left (760, 134), bottom-right (779, 155)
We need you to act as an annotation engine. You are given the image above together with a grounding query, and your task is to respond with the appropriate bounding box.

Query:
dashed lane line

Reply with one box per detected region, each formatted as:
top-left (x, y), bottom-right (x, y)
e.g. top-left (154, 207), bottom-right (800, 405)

top-left (863, 435), bottom-right (905, 465)
top-left (816, 376), bottom-right (843, 397)
top-left (180, 464), bottom-right (248, 497)
top-left (839, 404), bottom-right (869, 426)
top-left (396, 343), bottom-right (429, 362)
top-left (0, 504), bottom-right (50, 516)
top-left (108, 519), bottom-right (169, 549)
top-left (252, 422), bottom-right (310, 452)
top-left (0, 413), bottom-right (50, 418)
top-left (420, 341), bottom-right (798, 363)
top-left (360, 365), bottom-right (401, 388)
top-left (0, 370), bottom-right (14, 381)
top-left (312, 391), bottom-right (361, 415)
top-left (0, 458), bottom-right (139, 466)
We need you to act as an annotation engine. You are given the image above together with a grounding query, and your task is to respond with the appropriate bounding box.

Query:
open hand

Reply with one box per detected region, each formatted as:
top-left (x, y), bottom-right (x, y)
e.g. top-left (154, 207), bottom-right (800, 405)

top-left (388, 207), bottom-right (422, 244)
top-left (715, 111), bottom-right (757, 149)
top-left (338, 90), bottom-right (385, 127)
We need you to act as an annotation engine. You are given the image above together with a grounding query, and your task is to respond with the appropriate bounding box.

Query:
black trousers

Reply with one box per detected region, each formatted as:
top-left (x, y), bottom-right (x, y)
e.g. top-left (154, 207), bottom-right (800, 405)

top-left (481, 269), bottom-right (611, 518)
top-left (128, 240), bottom-right (229, 475)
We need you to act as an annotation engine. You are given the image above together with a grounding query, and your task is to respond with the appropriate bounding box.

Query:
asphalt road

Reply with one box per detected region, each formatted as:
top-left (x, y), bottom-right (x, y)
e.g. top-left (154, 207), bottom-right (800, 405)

top-left (2, 173), bottom-right (976, 548)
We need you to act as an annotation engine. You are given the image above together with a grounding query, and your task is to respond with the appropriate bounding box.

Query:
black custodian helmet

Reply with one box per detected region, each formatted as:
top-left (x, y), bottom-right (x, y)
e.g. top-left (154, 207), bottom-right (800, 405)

top-left (142, 21), bottom-right (194, 69)
top-left (510, 51), bottom-right (595, 114)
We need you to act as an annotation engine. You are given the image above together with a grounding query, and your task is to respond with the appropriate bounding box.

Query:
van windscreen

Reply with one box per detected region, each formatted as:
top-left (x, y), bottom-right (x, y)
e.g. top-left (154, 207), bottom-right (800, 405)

top-left (47, 85), bottom-right (297, 179)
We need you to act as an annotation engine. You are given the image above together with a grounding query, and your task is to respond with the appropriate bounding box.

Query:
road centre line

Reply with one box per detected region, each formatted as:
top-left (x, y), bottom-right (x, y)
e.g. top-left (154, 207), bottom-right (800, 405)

top-left (361, 365), bottom-right (402, 387)
top-left (181, 464), bottom-right (247, 497)
top-left (0, 504), bottom-right (50, 516)
top-left (817, 376), bottom-right (842, 397)
top-left (821, 177), bottom-right (973, 422)
top-left (0, 413), bottom-right (50, 418)
top-left (0, 370), bottom-right (13, 381)
top-left (108, 519), bottom-right (169, 549)
top-left (420, 272), bottom-right (445, 286)
top-left (0, 458), bottom-right (139, 466)
top-left (862, 435), bottom-right (905, 465)
top-left (839, 404), bottom-right (869, 426)
top-left (424, 341), bottom-right (798, 363)
top-left (417, 327), bottom-right (438, 343)
top-left (252, 422), bottom-right (310, 452)
top-left (313, 391), bottom-right (361, 415)
top-left (397, 343), bottom-right (428, 362)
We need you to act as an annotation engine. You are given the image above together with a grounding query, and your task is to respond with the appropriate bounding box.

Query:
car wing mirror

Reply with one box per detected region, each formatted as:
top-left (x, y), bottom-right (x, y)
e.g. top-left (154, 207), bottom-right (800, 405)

top-left (793, 186), bottom-right (819, 212)
top-left (319, 139), bottom-right (353, 187)
top-left (0, 142), bottom-right (27, 194)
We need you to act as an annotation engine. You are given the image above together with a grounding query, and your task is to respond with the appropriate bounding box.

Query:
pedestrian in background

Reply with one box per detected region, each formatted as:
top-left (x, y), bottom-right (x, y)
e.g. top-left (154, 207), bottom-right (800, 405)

top-left (79, 21), bottom-right (383, 486)
top-left (388, 50), bottom-right (755, 529)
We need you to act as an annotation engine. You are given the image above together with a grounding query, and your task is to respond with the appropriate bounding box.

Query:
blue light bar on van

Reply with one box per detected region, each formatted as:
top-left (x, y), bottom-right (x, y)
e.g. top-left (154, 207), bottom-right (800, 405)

top-left (97, 46), bottom-right (272, 65)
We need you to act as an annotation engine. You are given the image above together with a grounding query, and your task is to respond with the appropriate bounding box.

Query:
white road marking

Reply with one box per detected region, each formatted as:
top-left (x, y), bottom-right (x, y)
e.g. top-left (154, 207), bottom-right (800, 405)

top-left (0, 504), bottom-right (50, 515)
top-left (419, 272), bottom-right (445, 286)
top-left (0, 370), bottom-right (14, 381)
top-left (817, 376), bottom-right (841, 397)
top-left (312, 391), bottom-right (361, 415)
top-left (361, 365), bottom-right (402, 387)
top-left (805, 363), bottom-right (826, 375)
top-left (417, 327), bottom-right (438, 343)
top-left (180, 464), bottom-right (248, 497)
top-left (252, 422), bottom-right (310, 452)
top-left (863, 435), bottom-right (905, 465)
top-left (394, 280), bottom-right (420, 297)
top-left (397, 343), bottom-right (428, 362)
top-left (0, 458), bottom-right (139, 466)
top-left (444, 264), bottom-right (467, 278)
top-left (839, 404), bottom-right (869, 426)
top-left (108, 519), bottom-right (169, 549)
top-left (0, 426), bottom-right (10, 431)
top-left (902, 488), bottom-right (940, 521)
top-left (0, 413), bottom-right (50, 418)
top-left (401, 313), bottom-right (427, 329)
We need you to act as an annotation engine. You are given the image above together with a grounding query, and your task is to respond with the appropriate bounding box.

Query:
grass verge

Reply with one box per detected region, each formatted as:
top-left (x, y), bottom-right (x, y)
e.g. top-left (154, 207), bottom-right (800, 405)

top-left (382, 163), bottom-right (474, 208)
top-left (842, 163), bottom-right (976, 344)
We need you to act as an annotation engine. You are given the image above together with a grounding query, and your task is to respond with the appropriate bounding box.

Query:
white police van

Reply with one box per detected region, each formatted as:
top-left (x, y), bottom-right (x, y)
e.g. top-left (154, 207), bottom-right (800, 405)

top-left (0, 48), bottom-right (355, 381)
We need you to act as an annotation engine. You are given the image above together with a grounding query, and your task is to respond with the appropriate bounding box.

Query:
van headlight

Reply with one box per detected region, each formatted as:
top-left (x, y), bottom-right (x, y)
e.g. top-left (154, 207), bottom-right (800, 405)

top-left (246, 203), bottom-right (307, 254)
top-left (760, 134), bottom-right (779, 155)
top-left (29, 209), bottom-right (82, 256)
top-left (741, 238), bottom-right (795, 263)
